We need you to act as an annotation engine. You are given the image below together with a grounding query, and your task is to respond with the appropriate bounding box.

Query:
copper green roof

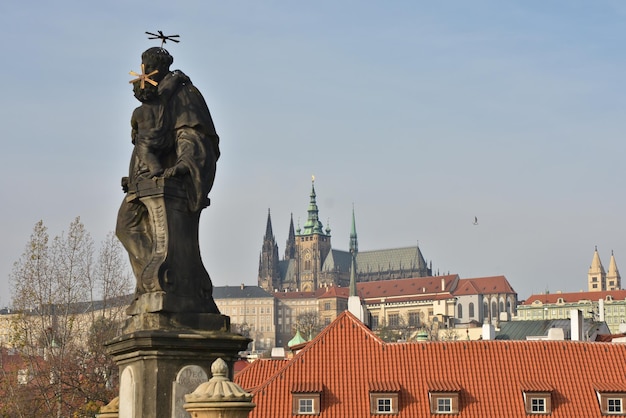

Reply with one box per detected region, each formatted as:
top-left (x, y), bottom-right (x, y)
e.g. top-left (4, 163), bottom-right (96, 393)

top-left (288, 330), bottom-right (307, 347)
top-left (322, 246), bottom-right (429, 275)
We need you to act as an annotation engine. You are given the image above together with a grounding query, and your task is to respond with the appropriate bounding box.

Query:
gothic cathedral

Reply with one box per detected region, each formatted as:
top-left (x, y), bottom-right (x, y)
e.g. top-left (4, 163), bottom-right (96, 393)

top-left (258, 179), bottom-right (432, 293)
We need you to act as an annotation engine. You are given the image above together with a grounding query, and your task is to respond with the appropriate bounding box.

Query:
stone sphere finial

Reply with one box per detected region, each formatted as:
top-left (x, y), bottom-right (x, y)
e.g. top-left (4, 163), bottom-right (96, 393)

top-left (185, 358), bottom-right (253, 403)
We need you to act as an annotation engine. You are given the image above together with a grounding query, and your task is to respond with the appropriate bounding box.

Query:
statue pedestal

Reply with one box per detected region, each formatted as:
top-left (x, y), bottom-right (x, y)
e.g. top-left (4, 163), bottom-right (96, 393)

top-left (106, 324), bottom-right (250, 418)
top-left (111, 177), bottom-right (250, 417)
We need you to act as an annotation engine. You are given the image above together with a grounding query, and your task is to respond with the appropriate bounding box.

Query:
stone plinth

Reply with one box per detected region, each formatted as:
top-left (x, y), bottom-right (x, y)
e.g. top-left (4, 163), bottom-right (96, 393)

top-left (106, 324), bottom-right (250, 418)
top-left (184, 358), bottom-right (255, 418)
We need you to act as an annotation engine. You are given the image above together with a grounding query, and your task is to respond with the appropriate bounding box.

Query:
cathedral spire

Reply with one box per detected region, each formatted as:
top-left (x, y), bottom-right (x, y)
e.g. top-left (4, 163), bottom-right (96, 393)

top-left (301, 176), bottom-right (325, 235)
top-left (264, 209), bottom-right (274, 240)
top-left (349, 205), bottom-right (358, 255)
top-left (285, 213), bottom-right (296, 260)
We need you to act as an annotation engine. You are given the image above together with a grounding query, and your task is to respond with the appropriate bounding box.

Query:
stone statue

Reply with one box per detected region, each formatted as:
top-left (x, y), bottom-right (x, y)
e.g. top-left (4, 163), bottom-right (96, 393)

top-left (116, 47), bottom-right (220, 315)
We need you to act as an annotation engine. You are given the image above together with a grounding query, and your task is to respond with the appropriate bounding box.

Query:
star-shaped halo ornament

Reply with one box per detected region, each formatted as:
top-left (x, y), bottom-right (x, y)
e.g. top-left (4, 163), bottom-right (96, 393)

top-left (129, 63), bottom-right (159, 89)
top-left (146, 30), bottom-right (180, 48)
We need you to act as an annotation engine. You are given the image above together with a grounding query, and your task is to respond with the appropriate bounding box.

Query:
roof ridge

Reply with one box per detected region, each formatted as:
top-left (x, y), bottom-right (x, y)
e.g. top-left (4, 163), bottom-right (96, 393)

top-left (250, 311), bottom-right (383, 395)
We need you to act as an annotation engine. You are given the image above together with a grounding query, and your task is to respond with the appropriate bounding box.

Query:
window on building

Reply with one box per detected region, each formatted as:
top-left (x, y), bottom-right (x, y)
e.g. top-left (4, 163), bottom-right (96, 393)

top-left (483, 303), bottom-right (489, 317)
top-left (371, 316), bottom-right (379, 329)
top-left (593, 284), bottom-right (598, 289)
top-left (377, 398), bottom-right (392, 413)
top-left (457, 304), bottom-right (463, 319)
top-left (298, 399), bottom-right (313, 414)
top-left (469, 303), bottom-right (475, 318)
top-left (608, 398), bottom-right (622, 413)
top-left (429, 390), bottom-right (460, 414)
top-left (369, 387), bottom-right (400, 414)
top-left (522, 387), bottom-right (552, 415)
top-left (388, 313), bottom-right (400, 327)
top-left (292, 387), bottom-right (321, 415)
top-left (595, 390), bottom-right (626, 415)
top-left (491, 301), bottom-right (497, 318)
top-left (408, 312), bottom-right (419, 326)
top-left (324, 302), bottom-right (331, 311)
top-left (324, 317), bottom-right (331, 325)
top-left (437, 398), bottom-right (452, 413)
top-left (592, 276), bottom-right (598, 282)
top-left (531, 398), bottom-right (546, 413)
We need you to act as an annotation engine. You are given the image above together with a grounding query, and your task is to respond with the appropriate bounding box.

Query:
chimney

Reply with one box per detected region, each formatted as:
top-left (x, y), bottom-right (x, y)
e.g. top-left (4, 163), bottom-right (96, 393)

top-left (240, 283), bottom-right (245, 290)
top-left (482, 323), bottom-right (495, 340)
top-left (571, 309), bottom-right (583, 341)
top-left (598, 298), bottom-right (605, 322)
top-left (441, 277), bottom-right (445, 291)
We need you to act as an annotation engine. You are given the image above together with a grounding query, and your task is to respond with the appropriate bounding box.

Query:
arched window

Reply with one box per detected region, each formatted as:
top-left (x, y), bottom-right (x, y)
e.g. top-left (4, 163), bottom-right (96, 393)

top-left (491, 301), bottom-right (497, 318)
top-left (457, 304), bottom-right (463, 319)
top-left (483, 302), bottom-right (489, 317)
top-left (469, 303), bottom-right (475, 318)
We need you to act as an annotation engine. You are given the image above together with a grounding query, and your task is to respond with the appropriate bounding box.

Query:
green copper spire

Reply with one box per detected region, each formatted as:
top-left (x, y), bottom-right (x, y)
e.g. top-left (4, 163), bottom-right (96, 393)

top-left (301, 176), bottom-right (326, 235)
top-left (349, 205), bottom-right (358, 254)
top-left (349, 206), bottom-right (358, 297)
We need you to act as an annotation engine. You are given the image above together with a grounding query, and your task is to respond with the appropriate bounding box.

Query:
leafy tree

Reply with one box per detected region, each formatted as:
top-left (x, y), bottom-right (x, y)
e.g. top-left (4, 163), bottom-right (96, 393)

top-left (2, 218), bottom-right (132, 417)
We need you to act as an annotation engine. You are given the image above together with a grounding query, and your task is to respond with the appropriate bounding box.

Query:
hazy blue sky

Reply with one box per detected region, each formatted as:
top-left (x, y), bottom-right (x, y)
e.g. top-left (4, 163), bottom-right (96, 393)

top-left (1, 1), bottom-right (625, 305)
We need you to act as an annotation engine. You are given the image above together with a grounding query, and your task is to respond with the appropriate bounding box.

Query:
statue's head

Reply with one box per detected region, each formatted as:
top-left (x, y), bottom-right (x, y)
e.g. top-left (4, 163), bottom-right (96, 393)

top-left (141, 47), bottom-right (174, 83)
top-left (133, 47), bottom-right (174, 102)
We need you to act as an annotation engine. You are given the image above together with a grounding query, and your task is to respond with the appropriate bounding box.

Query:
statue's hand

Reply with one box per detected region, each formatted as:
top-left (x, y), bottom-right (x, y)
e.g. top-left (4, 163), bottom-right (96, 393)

top-left (163, 164), bottom-right (189, 178)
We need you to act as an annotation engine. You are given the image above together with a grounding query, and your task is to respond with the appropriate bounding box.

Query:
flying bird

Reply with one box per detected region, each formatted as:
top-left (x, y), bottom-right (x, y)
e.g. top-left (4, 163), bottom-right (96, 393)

top-left (473, 216), bottom-right (478, 225)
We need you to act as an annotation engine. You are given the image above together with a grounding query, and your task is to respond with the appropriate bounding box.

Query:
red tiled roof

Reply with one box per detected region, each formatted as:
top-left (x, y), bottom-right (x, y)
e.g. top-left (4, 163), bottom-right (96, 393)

top-left (357, 274), bottom-right (459, 300)
top-left (593, 382), bottom-right (626, 393)
top-left (427, 380), bottom-right (462, 392)
top-left (318, 287), bottom-right (349, 299)
top-left (453, 276), bottom-right (516, 296)
top-left (291, 382), bottom-right (324, 393)
top-left (522, 289), bottom-right (626, 305)
top-left (236, 311), bottom-right (626, 417)
top-left (520, 381), bottom-right (554, 392)
top-left (234, 359), bottom-right (289, 392)
top-left (369, 381), bottom-right (402, 392)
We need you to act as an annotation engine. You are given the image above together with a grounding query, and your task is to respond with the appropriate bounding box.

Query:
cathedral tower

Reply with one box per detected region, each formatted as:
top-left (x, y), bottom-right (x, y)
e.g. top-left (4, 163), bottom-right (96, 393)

top-left (258, 209), bottom-right (280, 292)
top-left (295, 177), bottom-right (332, 291)
top-left (588, 246), bottom-right (606, 291)
top-left (606, 250), bottom-right (621, 291)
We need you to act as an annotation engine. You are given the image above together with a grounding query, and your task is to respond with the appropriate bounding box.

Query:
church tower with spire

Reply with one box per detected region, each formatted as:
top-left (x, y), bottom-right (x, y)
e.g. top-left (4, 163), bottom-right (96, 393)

top-left (258, 210), bottom-right (281, 292)
top-left (606, 250), bottom-right (621, 291)
top-left (295, 177), bottom-right (332, 291)
top-left (588, 246), bottom-right (607, 291)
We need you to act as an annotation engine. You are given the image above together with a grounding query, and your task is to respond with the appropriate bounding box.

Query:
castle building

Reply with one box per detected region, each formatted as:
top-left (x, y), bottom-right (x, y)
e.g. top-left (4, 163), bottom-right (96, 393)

top-left (258, 179), bottom-right (432, 293)
top-left (588, 247), bottom-right (621, 292)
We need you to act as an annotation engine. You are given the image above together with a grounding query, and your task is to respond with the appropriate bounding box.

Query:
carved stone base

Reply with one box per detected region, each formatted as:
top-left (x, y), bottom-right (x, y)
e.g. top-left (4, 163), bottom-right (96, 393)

top-left (105, 328), bottom-right (250, 418)
top-left (122, 311), bottom-right (230, 334)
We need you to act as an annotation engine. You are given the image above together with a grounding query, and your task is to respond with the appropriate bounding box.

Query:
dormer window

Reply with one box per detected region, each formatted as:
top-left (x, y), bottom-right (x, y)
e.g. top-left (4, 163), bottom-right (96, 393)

top-left (428, 381), bottom-right (461, 414)
top-left (292, 382), bottom-right (322, 415)
top-left (369, 382), bottom-right (401, 415)
top-left (594, 383), bottom-right (626, 415)
top-left (521, 381), bottom-right (553, 415)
